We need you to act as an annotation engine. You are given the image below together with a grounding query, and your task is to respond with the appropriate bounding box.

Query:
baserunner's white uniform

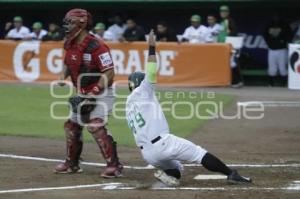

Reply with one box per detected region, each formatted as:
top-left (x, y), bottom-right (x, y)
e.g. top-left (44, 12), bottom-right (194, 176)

top-left (126, 77), bottom-right (207, 171)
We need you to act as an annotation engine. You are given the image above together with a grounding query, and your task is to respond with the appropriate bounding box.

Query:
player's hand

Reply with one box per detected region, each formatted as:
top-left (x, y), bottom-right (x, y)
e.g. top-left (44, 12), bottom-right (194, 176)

top-left (5, 22), bottom-right (12, 31)
top-left (148, 29), bottom-right (156, 47)
top-left (80, 85), bottom-right (102, 96)
top-left (118, 36), bottom-right (124, 42)
top-left (57, 77), bottom-right (66, 87)
top-left (57, 81), bottom-right (66, 87)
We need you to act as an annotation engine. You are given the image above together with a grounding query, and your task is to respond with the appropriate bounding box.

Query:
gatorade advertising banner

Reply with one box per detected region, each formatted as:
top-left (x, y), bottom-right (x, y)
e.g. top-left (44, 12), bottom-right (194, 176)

top-left (0, 40), bottom-right (231, 87)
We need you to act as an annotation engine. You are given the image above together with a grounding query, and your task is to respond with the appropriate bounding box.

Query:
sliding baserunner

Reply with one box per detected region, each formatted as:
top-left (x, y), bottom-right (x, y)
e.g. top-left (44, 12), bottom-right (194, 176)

top-left (125, 30), bottom-right (252, 186)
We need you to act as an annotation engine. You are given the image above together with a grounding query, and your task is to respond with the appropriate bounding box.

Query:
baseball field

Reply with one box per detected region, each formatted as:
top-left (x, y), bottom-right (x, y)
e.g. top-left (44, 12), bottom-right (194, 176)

top-left (0, 84), bottom-right (299, 198)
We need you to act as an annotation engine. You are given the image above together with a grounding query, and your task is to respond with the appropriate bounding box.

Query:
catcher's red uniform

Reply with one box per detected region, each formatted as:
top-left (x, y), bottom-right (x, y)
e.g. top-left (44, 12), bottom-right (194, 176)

top-left (54, 9), bottom-right (122, 178)
top-left (64, 33), bottom-right (114, 92)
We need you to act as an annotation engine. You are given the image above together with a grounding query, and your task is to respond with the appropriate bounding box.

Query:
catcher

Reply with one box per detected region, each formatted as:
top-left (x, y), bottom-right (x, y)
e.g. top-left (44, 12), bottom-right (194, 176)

top-left (54, 8), bottom-right (123, 178)
top-left (126, 30), bottom-right (252, 186)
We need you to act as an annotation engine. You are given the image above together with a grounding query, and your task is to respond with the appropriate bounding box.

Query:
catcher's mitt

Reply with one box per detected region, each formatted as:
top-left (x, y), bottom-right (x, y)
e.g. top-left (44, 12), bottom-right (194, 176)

top-left (69, 95), bottom-right (96, 115)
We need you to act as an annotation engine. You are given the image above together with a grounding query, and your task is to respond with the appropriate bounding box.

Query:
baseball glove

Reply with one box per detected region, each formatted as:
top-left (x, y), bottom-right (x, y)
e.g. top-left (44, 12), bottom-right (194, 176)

top-left (69, 95), bottom-right (96, 115)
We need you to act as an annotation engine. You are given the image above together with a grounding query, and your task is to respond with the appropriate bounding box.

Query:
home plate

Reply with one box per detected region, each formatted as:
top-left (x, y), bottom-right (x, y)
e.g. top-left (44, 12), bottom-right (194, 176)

top-left (194, 174), bottom-right (227, 180)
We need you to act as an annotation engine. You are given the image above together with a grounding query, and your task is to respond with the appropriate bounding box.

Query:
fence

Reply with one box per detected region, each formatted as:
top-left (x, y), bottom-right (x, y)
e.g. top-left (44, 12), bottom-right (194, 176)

top-left (0, 40), bottom-right (231, 87)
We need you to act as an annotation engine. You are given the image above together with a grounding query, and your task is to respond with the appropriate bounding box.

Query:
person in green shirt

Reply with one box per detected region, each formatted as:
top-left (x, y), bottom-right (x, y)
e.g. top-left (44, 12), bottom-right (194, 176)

top-left (42, 23), bottom-right (64, 41)
top-left (218, 5), bottom-right (243, 88)
top-left (218, 5), bottom-right (238, 43)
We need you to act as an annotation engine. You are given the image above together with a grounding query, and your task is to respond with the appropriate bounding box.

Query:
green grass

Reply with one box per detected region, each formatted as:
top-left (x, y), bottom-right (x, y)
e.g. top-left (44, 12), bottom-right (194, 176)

top-left (0, 84), bottom-right (233, 147)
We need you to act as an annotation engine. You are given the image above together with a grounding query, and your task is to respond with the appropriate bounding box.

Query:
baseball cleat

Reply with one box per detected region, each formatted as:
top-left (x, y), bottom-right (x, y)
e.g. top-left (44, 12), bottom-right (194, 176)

top-left (54, 161), bottom-right (83, 174)
top-left (154, 170), bottom-right (180, 187)
top-left (231, 82), bottom-right (244, 88)
top-left (227, 170), bottom-right (252, 183)
top-left (101, 164), bottom-right (123, 178)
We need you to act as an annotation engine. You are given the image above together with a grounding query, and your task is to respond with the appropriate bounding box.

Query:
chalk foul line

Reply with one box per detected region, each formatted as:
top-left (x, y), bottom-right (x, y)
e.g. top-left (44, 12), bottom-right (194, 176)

top-left (0, 183), bottom-right (124, 194)
top-left (0, 183), bottom-right (300, 194)
top-left (1, 153), bottom-right (300, 169)
top-left (237, 101), bottom-right (300, 107)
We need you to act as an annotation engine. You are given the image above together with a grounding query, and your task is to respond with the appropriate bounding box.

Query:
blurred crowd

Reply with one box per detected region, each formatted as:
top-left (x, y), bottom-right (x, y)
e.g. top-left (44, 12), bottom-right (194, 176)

top-left (4, 5), bottom-right (299, 44)
top-left (4, 17), bottom-right (64, 41)
top-left (2, 5), bottom-right (238, 43)
top-left (3, 5), bottom-right (300, 87)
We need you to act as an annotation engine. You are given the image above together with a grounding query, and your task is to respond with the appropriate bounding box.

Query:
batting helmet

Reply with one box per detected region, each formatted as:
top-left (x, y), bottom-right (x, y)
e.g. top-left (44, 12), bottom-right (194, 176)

top-left (128, 72), bottom-right (145, 91)
top-left (63, 8), bottom-right (93, 47)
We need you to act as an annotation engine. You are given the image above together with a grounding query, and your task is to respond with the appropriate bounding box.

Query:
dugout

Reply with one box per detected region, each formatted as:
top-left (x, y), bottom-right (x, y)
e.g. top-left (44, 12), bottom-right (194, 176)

top-left (1, 0), bottom-right (300, 85)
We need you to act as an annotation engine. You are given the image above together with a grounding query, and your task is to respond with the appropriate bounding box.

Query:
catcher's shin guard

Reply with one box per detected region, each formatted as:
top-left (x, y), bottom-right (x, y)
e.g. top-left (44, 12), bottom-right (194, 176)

top-left (87, 118), bottom-right (123, 178)
top-left (55, 120), bottom-right (83, 173)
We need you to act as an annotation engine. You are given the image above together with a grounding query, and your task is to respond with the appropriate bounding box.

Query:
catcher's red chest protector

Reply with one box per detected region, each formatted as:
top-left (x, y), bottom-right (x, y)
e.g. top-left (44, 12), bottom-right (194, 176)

top-left (64, 34), bottom-right (114, 90)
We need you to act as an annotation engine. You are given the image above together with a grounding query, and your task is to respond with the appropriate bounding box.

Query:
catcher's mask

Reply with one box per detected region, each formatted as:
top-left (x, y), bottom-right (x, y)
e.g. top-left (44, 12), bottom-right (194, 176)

top-left (63, 8), bottom-right (92, 48)
top-left (128, 72), bottom-right (145, 92)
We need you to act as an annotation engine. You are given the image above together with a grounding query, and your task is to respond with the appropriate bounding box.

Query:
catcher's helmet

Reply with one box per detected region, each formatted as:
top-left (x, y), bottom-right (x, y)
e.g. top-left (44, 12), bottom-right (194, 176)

top-left (63, 8), bottom-right (93, 49)
top-left (128, 72), bottom-right (145, 91)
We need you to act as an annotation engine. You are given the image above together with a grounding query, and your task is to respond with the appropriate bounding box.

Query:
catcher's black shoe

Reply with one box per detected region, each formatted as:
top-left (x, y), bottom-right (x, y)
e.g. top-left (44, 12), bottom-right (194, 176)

top-left (227, 170), bottom-right (252, 183)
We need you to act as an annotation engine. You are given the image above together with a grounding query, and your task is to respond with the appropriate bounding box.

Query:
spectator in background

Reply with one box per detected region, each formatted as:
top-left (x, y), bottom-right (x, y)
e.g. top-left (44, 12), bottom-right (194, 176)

top-left (92, 22), bottom-right (106, 39)
top-left (263, 16), bottom-right (293, 87)
top-left (218, 5), bottom-right (237, 42)
top-left (106, 15), bottom-right (127, 41)
top-left (102, 31), bottom-right (115, 41)
top-left (181, 14), bottom-right (209, 43)
top-left (155, 21), bottom-right (177, 42)
top-left (122, 19), bottom-right (145, 41)
top-left (218, 5), bottom-right (242, 88)
top-left (206, 14), bottom-right (221, 43)
top-left (4, 22), bottom-right (13, 37)
top-left (42, 23), bottom-right (64, 41)
top-left (29, 22), bottom-right (47, 40)
top-left (5, 16), bottom-right (30, 40)
top-left (92, 22), bottom-right (117, 41)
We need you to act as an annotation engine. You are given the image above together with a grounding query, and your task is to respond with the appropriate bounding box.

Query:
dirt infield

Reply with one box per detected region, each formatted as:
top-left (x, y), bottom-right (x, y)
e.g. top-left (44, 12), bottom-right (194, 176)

top-left (1, 87), bottom-right (300, 199)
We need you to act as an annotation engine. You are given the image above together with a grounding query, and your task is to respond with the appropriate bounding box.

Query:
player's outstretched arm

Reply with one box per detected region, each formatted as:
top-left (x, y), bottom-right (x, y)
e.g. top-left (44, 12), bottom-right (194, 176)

top-left (146, 29), bottom-right (157, 84)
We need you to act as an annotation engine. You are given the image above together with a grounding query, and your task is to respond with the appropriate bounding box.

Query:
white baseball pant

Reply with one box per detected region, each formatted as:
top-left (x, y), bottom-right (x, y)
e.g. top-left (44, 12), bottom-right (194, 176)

top-left (141, 134), bottom-right (207, 171)
top-left (268, 49), bottom-right (288, 76)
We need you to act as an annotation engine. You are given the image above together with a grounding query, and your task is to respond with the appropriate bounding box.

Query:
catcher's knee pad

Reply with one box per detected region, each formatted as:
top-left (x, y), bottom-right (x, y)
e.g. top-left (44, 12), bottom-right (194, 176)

top-left (164, 169), bottom-right (181, 179)
top-left (64, 120), bottom-right (83, 134)
top-left (64, 120), bottom-right (83, 165)
top-left (86, 118), bottom-right (106, 134)
top-left (87, 118), bottom-right (121, 166)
